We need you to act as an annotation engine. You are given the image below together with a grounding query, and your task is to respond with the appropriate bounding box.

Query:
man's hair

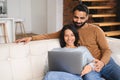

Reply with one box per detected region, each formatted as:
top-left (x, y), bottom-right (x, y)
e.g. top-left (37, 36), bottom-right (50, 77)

top-left (59, 24), bottom-right (79, 47)
top-left (72, 4), bottom-right (89, 15)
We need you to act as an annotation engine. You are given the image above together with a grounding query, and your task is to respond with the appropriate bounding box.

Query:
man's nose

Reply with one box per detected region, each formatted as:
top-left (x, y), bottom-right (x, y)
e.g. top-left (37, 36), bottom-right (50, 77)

top-left (76, 19), bottom-right (81, 23)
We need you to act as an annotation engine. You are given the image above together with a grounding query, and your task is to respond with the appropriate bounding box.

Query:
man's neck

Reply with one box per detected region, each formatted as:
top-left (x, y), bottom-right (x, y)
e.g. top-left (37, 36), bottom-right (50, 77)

top-left (77, 23), bottom-right (88, 29)
top-left (81, 23), bottom-right (88, 29)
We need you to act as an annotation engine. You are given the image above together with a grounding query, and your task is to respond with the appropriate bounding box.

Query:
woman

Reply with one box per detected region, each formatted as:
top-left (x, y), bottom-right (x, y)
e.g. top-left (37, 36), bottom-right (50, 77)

top-left (44, 24), bottom-right (95, 80)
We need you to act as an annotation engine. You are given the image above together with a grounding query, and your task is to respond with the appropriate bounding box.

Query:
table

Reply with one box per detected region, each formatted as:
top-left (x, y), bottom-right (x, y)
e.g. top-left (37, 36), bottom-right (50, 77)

top-left (0, 18), bottom-right (15, 43)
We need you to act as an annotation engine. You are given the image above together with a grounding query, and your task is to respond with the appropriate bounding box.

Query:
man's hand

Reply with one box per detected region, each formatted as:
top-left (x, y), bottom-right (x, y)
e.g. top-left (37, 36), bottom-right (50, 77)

top-left (15, 37), bottom-right (32, 44)
top-left (94, 59), bottom-right (104, 72)
top-left (81, 65), bottom-right (92, 76)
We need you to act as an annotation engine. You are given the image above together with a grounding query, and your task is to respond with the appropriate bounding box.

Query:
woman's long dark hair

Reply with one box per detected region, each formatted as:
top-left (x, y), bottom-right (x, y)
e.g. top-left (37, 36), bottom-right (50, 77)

top-left (59, 24), bottom-right (79, 47)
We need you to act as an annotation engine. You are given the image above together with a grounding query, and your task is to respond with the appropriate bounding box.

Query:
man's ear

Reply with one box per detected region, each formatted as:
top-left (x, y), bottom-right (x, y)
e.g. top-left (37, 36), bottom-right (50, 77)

top-left (86, 15), bottom-right (89, 20)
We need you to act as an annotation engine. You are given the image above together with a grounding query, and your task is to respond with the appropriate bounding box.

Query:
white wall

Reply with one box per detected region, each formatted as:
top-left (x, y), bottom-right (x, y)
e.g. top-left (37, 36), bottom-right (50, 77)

top-left (31, 0), bottom-right (47, 34)
top-left (47, 0), bottom-right (63, 33)
top-left (7, 0), bottom-right (63, 34)
top-left (56, 0), bottom-right (63, 31)
top-left (7, 0), bottom-right (32, 33)
top-left (31, 0), bottom-right (63, 34)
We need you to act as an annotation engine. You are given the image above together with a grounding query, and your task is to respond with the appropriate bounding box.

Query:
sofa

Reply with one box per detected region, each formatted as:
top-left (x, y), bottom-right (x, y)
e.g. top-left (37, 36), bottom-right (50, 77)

top-left (0, 37), bottom-right (120, 80)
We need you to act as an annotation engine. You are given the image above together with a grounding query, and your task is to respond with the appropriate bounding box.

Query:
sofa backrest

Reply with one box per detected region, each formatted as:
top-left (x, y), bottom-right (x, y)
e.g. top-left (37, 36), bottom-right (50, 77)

top-left (0, 39), bottom-right (60, 80)
top-left (0, 38), bottom-right (120, 80)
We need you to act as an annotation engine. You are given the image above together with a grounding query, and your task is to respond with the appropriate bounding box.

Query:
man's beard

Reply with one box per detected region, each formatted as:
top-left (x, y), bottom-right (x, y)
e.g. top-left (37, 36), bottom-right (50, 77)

top-left (73, 21), bottom-right (87, 29)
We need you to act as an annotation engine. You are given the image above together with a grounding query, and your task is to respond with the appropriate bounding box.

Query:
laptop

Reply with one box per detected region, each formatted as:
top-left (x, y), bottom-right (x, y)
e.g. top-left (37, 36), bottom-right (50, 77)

top-left (48, 50), bottom-right (84, 74)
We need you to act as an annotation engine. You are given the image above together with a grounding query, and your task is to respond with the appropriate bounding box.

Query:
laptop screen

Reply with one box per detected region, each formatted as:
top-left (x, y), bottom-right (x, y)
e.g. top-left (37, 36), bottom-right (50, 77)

top-left (48, 50), bottom-right (85, 74)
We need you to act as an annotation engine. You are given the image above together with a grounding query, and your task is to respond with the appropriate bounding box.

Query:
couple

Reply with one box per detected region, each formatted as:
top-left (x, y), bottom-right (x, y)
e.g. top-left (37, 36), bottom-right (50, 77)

top-left (16, 4), bottom-right (120, 80)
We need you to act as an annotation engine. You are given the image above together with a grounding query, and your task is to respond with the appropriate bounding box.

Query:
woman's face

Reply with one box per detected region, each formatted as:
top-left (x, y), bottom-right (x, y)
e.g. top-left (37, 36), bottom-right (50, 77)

top-left (64, 29), bottom-right (75, 47)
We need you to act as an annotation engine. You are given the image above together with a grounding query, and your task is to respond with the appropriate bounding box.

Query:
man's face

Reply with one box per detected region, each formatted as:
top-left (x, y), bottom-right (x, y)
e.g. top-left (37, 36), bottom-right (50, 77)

top-left (73, 10), bottom-right (88, 29)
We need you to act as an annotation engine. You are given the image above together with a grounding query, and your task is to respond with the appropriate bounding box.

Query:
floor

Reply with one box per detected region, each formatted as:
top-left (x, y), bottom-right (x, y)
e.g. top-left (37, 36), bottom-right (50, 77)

top-left (16, 33), bottom-right (37, 40)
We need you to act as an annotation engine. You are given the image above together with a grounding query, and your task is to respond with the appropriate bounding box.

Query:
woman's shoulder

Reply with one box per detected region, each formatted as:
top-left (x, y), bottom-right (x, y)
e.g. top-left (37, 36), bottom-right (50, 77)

top-left (51, 46), bottom-right (89, 52)
top-left (52, 47), bottom-right (64, 51)
top-left (51, 47), bottom-right (73, 51)
top-left (76, 46), bottom-right (89, 52)
top-left (77, 46), bottom-right (88, 49)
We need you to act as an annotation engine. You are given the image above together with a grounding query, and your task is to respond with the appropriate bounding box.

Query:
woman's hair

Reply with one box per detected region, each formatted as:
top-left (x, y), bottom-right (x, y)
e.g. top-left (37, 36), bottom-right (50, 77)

top-left (72, 4), bottom-right (89, 16)
top-left (59, 24), bottom-right (79, 47)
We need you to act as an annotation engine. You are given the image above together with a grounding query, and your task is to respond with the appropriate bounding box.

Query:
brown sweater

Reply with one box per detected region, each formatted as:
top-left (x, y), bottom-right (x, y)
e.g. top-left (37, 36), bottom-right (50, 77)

top-left (32, 23), bottom-right (111, 65)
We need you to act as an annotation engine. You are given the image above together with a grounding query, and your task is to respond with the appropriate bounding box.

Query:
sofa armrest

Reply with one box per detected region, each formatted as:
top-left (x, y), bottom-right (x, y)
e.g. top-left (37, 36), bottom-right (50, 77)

top-left (107, 37), bottom-right (120, 66)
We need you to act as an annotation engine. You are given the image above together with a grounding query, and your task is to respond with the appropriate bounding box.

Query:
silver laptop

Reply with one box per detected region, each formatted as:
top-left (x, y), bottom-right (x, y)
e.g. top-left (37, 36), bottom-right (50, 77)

top-left (48, 51), bottom-right (84, 74)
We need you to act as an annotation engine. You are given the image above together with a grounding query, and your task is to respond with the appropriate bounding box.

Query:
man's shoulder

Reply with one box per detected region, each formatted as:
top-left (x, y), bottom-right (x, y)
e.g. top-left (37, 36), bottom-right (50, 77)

top-left (88, 23), bottom-right (99, 27)
top-left (88, 23), bottom-right (102, 30)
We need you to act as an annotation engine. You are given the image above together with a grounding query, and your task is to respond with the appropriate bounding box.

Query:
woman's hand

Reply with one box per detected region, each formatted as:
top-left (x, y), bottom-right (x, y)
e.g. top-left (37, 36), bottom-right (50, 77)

top-left (81, 65), bottom-right (92, 76)
top-left (15, 37), bottom-right (32, 44)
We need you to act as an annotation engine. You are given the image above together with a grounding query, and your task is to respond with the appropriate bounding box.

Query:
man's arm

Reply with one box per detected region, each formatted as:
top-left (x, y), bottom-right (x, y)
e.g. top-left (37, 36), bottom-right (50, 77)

top-left (15, 31), bottom-right (61, 43)
top-left (95, 27), bottom-right (111, 65)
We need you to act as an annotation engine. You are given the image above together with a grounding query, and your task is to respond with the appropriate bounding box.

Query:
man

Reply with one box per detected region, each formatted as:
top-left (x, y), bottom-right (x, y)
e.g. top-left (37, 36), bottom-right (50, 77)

top-left (16, 4), bottom-right (120, 80)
